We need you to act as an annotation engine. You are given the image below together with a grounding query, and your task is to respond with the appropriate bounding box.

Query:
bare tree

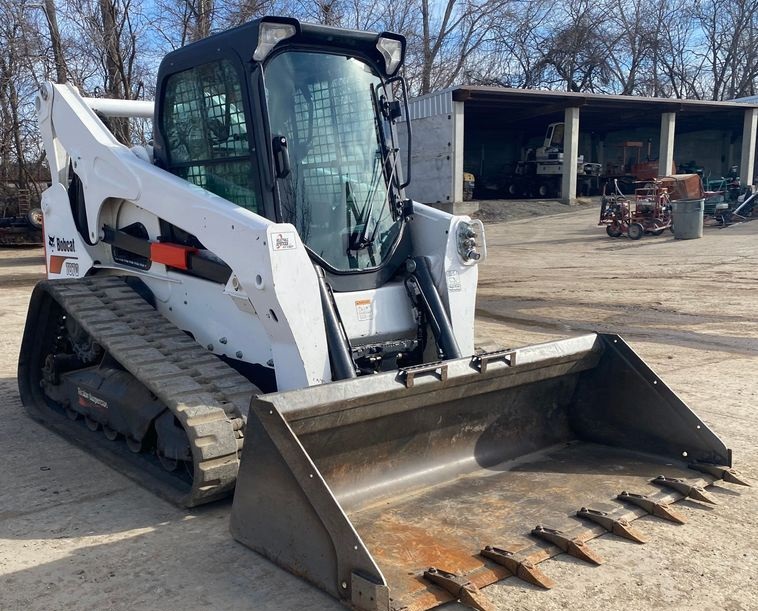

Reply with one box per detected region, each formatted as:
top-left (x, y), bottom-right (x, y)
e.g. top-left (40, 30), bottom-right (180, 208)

top-left (538, 1), bottom-right (614, 92)
top-left (695, 0), bottom-right (758, 100)
top-left (411, 0), bottom-right (510, 94)
top-left (644, 0), bottom-right (702, 98)
top-left (0, 0), bottom-right (50, 203)
top-left (467, 0), bottom-right (555, 89)
top-left (43, 0), bottom-right (68, 83)
top-left (66, 0), bottom-right (151, 142)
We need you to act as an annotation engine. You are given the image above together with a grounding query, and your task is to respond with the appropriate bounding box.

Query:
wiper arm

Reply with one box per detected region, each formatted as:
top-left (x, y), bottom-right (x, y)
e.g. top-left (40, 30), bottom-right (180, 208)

top-left (346, 84), bottom-right (400, 253)
top-left (347, 151), bottom-right (398, 252)
top-left (347, 223), bottom-right (373, 251)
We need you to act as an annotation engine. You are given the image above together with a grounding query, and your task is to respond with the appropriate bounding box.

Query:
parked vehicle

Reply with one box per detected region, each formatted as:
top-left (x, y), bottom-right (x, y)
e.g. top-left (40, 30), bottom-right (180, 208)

top-left (501, 122), bottom-right (601, 198)
top-left (0, 196), bottom-right (43, 246)
top-left (17, 17), bottom-right (748, 611)
top-left (703, 167), bottom-right (744, 217)
top-left (599, 179), bottom-right (672, 239)
top-left (462, 171), bottom-right (475, 200)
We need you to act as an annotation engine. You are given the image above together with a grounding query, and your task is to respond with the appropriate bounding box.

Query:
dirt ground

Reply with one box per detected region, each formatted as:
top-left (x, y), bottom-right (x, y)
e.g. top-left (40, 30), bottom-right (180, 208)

top-left (1, 204), bottom-right (757, 611)
top-left (472, 196), bottom-right (598, 223)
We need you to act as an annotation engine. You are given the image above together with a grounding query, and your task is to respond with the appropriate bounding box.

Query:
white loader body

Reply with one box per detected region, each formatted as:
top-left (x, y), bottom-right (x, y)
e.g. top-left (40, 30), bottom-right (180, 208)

top-left (37, 82), bottom-right (482, 392)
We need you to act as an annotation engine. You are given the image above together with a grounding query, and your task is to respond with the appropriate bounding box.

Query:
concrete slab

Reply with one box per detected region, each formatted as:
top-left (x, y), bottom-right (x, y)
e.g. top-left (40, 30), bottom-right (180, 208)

top-left (426, 200), bottom-right (481, 216)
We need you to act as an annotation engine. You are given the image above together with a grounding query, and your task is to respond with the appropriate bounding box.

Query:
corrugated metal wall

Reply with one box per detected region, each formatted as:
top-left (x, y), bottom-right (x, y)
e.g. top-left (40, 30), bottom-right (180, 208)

top-left (404, 89), bottom-right (454, 121)
top-left (398, 88), bottom-right (462, 203)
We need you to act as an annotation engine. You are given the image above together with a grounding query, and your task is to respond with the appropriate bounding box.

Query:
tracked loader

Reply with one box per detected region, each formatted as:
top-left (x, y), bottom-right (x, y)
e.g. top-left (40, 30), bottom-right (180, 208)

top-left (18, 16), bottom-right (748, 611)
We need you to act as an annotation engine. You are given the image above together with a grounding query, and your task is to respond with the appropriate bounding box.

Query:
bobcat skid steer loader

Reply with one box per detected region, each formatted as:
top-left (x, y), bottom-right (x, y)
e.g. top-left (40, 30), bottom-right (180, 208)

top-left (18, 16), bottom-right (748, 611)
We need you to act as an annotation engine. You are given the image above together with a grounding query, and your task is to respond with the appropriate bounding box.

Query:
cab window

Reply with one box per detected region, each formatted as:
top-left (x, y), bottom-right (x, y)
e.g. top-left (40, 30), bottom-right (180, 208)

top-left (162, 60), bottom-right (261, 213)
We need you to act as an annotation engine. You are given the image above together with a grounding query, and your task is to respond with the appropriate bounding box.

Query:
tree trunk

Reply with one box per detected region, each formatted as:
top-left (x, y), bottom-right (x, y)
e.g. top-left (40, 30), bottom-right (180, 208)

top-left (193, 0), bottom-right (214, 41)
top-left (421, 0), bottom-right (432, 94)
top-left (44, 0), bottom-right (67, 83)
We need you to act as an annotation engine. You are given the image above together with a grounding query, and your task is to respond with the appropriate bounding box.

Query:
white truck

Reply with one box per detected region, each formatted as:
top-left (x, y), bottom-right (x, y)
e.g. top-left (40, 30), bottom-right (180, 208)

top-left (505, 122), bottom-right (602, 198)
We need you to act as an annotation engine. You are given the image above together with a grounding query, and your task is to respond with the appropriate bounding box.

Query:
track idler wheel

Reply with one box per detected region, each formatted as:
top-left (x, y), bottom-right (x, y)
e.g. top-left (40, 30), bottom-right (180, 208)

top-left (126, 437), bottom-right (144, 453)
top-left (158, 454), bottom-right (179, 472)
top-left (154, 412), bottom-right (192, 475)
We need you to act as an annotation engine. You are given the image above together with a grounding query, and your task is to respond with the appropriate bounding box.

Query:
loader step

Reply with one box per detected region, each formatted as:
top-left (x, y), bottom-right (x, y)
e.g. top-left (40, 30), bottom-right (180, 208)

top-left (18, 275), bottom-right (258, 506)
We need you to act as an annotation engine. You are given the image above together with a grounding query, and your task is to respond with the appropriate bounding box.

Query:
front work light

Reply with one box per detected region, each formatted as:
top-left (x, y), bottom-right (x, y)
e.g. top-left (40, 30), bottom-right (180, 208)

top-left (376, 36), bottom-right (403, 75)
top-left (253, 22), bottom-right (297, 62)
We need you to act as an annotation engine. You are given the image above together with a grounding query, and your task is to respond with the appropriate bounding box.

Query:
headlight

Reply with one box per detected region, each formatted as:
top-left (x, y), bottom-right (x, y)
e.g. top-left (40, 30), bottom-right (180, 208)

top-left (376, 36), bottom-right (403, 75)
top-left (456, 219), bottom-right (486, 263)
top-left (253, 22), bottom-right (297, 62)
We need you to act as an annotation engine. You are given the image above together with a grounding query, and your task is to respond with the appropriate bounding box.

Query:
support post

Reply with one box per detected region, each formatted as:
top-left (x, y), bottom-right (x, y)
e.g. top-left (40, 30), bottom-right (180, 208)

top-left (740, 108), bottom-right (757, 187)
top-left (596, 138), bottom-right (605, 172)
top-left (562, 106), bottom-right (580, 204)
top-left (452, 101), bottom-right (465, 204)
top-left (659, 112), bottom-right (676, 177)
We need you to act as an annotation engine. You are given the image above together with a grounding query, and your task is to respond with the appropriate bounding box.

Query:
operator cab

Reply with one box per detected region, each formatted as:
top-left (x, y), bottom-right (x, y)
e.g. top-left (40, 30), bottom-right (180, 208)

top-left (154, 17), bottom-right (411, 290)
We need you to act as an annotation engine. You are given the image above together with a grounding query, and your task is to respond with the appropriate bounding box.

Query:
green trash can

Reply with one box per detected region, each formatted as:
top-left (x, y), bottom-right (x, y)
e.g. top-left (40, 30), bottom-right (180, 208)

top-left (671, 198), bottom-right (704, 240)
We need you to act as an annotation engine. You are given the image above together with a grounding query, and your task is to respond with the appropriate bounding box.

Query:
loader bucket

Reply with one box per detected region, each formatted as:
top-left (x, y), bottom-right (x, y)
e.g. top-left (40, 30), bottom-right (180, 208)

top-left (230, 334), bottom-right (734, 611)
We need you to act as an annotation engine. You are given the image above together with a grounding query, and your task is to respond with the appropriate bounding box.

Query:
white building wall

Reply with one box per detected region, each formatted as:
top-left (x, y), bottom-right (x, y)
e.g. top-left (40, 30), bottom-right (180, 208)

top-left (398, 89), bottom-right (463, 204)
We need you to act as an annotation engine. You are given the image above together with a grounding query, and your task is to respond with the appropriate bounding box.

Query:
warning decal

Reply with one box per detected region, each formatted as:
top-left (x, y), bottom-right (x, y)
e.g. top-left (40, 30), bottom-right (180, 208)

top-left (355, 299), bottom-right (373, 321)
top-left (446, 270), bottom-right (462, 292)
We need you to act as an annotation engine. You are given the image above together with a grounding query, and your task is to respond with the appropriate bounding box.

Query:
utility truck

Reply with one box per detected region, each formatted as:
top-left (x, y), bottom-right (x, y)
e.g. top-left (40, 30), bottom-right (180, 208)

top-left (502, 122), bottom-right (601, 198)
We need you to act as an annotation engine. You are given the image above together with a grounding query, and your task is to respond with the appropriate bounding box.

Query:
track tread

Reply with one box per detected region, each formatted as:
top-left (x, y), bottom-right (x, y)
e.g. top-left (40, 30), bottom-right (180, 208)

top-left (42, 276), bottom-right (258, 506)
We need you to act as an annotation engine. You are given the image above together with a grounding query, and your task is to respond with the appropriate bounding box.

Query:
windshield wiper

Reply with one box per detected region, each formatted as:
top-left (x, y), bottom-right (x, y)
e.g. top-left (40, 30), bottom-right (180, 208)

top-left (345, 84), bottom-right (401, 253)
top-left (346, 179), bottom-right (372, 251)
top-left (347, 150), bottom-right (398, 252)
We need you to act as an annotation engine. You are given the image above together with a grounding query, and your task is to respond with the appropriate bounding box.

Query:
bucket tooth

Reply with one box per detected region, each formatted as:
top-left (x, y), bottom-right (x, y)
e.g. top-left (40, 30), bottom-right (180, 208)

top-left (652, 475), bottom-right (718, 504)
top-left (576, 507), bottom-right (647, 544)
top-left (689, 462), bottom-right (751, 487)
top-left (423, 567), bottom-right (495, 611)
top-left (480, 546), bottom-right (555, 589)
top-left (617, 491), bottom-right (687, 524)
top-left (531, 525), bottom-right (603, 565)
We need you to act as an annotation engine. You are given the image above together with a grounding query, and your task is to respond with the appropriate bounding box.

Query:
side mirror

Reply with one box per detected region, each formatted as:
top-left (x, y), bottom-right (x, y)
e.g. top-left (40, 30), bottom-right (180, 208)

top-left (387, 100), bottom-right (402, 121)
top-left (273, 135), bottom-right (291, 179)
top-left (384, 76), bottom-right (411, 190)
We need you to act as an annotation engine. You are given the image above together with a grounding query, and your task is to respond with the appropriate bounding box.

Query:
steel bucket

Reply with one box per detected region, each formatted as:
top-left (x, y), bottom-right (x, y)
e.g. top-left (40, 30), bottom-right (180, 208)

top-left (230, 334), bottom-right (736, 610)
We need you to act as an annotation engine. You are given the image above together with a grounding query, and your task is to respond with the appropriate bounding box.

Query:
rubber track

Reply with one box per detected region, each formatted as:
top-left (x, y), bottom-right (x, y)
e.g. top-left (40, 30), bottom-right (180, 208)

top-left (42, 276), bottom-right (257, 507)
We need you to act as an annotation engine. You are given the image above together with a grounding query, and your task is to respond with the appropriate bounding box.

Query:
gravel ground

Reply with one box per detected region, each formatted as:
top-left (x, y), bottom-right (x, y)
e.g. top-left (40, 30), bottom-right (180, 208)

top-left (0, 207), bottom-right (756, 611)
top-left (472, 197), bottom-right (599, 223)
